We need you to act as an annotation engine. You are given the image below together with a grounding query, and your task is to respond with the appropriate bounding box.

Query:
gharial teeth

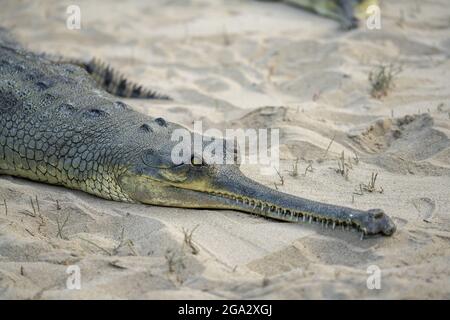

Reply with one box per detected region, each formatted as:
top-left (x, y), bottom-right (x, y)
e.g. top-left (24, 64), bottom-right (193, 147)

top-left (332, 221), bottom-right (336, 229)
top-left (309, 216), bottom-right (312, 224)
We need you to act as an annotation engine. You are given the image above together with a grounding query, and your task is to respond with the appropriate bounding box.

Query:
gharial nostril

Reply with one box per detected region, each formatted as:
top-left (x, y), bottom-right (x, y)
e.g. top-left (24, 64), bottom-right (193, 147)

top-left (154, 117), bottom-right (167, 127)
top-left (384, 224), bottom-right (396, 236)
top-left (368, 209), bottom-right (385, 219)
top-left (382, 218), bottom-right (397, 236)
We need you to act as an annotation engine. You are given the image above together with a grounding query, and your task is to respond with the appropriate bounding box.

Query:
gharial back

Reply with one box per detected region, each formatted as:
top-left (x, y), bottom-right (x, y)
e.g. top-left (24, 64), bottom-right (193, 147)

top-left (0, 34), bottom-right (168, 202)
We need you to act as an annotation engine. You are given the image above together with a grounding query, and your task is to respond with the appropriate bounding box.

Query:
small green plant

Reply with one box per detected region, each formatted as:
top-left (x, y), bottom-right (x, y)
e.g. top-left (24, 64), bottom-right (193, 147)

top-left (369, 64), bottom-right (402, 99)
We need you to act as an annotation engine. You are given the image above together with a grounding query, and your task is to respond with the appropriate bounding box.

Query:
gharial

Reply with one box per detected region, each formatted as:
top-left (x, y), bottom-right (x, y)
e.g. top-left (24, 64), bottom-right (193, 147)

top-left (256, 0), bottom-right (378, 30)
top-left (0, 29), bottom-right (396, 239)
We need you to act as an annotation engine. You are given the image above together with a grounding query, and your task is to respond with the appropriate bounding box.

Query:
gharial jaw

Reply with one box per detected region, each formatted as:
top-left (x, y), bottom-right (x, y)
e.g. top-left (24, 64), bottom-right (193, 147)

top-left (119, 165), bottom-right (396, 239)
top-left (193, 190), bottom-right (396, 239)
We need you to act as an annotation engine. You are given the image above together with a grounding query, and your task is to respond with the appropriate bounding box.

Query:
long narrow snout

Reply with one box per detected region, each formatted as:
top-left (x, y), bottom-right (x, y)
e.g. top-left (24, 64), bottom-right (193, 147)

top-left (120, 163), bottom-right (396, 238)
top-left (203, 166), bottom-right (396, 237)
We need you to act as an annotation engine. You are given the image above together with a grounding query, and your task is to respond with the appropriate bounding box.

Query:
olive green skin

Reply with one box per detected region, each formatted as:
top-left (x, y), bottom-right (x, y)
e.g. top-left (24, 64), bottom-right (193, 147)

top-left (0, 33), bottom-right (396, 238)
top-left (0, 43), bottom-right (165, 202)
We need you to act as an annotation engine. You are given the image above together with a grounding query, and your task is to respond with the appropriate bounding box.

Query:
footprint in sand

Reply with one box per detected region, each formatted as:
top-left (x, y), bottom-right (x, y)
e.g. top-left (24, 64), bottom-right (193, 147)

top-left (411, 197), bottom-right (436, 223)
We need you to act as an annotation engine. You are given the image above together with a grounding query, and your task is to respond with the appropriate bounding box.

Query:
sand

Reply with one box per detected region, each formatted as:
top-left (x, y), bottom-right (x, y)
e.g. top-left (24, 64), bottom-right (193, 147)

top-left (0, 0), bottom-right (449, 299)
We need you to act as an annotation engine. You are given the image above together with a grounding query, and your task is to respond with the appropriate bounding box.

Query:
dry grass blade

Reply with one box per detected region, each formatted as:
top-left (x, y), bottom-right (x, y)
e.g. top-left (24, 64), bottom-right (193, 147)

top-left (112, 227), bottom-right (138, 256)
top-left (360, 172), bottom-right (384, 193)
top-left (182, 225), bottom-right (200, 255)
top-left (274, 167), bottom-right (284, 188)
top-left (19, 197), bottom-right (38, 217)
top-left (19, 197), bottom-right (46, 233)
top-left (80, 238), bottom-right (113, 255)
top-left (56, 212), bottom-right (70, 239)
top-left (335, 151), bottom-right (349, 180)
top-left (323, 135), bottom-right (336, 158)
top-left (165, 249), bottom-right (185, 274)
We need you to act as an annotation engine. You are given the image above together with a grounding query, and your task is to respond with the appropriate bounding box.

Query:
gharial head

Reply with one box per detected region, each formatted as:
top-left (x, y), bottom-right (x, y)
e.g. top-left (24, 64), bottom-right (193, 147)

top-left (117, 118), bottom-right (396, 238)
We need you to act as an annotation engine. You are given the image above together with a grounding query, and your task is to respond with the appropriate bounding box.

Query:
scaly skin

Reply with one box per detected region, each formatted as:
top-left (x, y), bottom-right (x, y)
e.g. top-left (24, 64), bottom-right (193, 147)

top-left (46, 55), bottom-right (172, 100)
top-left (0, 31), bottom-right (396, 239)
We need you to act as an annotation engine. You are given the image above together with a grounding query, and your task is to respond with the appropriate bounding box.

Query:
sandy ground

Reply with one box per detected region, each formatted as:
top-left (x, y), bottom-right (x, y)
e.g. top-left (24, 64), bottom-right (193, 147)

top-left (0, 0), bottom-right (450, 299)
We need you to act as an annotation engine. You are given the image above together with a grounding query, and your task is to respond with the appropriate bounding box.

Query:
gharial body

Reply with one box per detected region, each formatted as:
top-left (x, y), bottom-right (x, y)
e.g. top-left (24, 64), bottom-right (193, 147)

top-left (0, 30), bottom-right (396, 239)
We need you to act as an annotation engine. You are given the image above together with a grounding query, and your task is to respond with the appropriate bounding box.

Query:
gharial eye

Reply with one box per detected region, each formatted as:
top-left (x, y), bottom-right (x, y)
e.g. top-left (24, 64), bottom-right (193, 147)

top-left (191, 155), bottom-right (205, 166)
